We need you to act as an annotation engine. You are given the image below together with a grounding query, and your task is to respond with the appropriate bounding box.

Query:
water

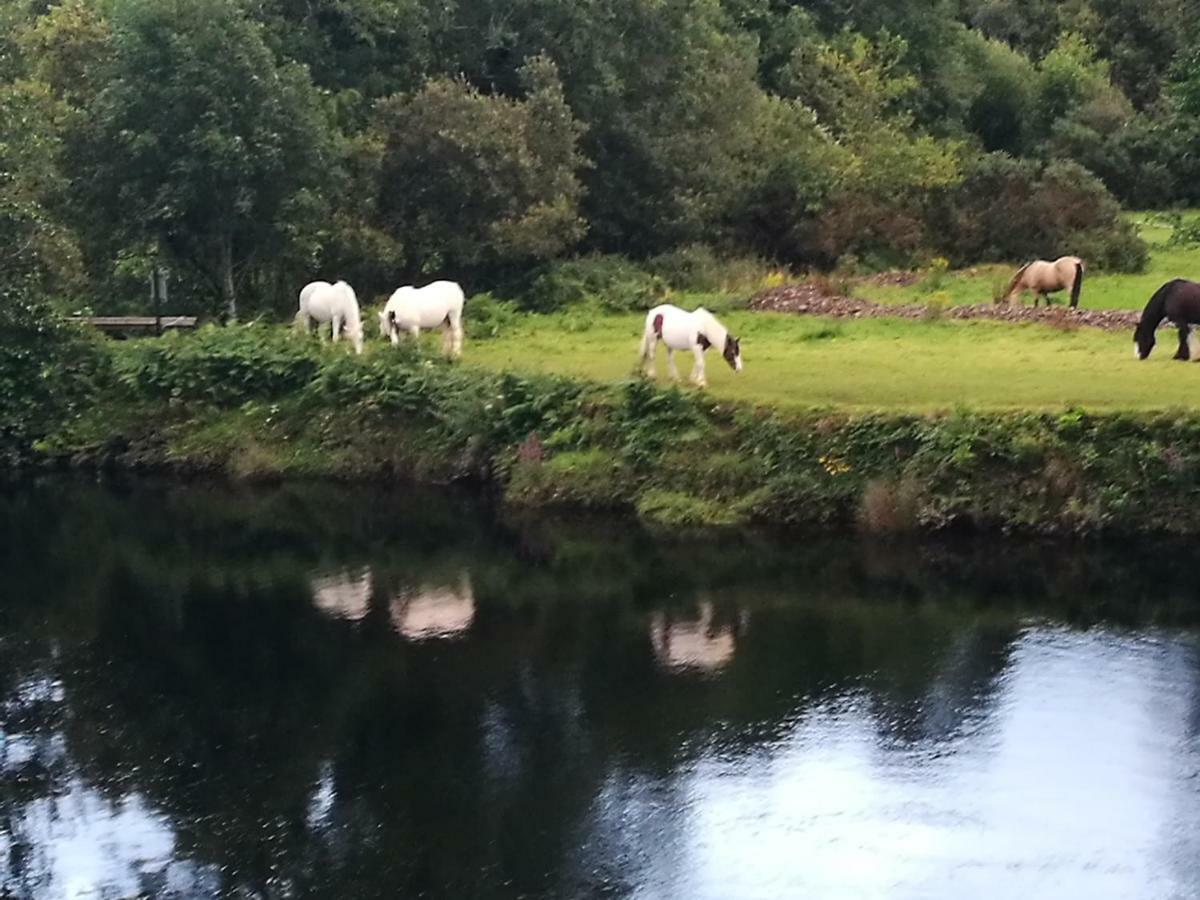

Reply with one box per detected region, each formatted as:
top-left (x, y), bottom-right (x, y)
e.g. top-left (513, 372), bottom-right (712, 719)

top-left (2, 478), bottom-right (1199, 900)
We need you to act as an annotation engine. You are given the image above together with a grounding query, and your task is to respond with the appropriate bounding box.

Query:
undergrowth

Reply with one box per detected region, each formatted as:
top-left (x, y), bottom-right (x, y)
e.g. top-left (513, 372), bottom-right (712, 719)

top-left (27, 323), bottom-right (1200, 535)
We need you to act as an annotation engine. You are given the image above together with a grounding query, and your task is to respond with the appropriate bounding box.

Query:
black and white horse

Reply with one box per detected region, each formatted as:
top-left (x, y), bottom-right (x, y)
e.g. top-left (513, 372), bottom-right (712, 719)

top-left (1134, 279), bottom-right (1200, 360)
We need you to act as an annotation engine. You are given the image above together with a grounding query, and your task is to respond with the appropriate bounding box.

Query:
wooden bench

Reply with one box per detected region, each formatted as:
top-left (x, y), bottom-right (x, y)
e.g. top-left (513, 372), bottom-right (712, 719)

top-left (72, 316), bottom-right (198, 335)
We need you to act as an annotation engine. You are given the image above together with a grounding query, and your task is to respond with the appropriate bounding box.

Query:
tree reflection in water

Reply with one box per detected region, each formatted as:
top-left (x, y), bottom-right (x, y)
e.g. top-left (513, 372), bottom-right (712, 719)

top-left (0, 478), bottom-right (1199, 899)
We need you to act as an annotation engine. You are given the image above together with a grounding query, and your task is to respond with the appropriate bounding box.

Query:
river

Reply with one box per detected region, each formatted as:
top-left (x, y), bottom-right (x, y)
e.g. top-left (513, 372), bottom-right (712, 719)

top-left (1, 478), bottom-right (1199, 899)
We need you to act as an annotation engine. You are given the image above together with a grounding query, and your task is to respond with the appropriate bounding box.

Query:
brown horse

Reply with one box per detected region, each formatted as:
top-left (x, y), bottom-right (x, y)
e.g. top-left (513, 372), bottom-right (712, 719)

top-left (1002, 256), bottom-right (1085, 308)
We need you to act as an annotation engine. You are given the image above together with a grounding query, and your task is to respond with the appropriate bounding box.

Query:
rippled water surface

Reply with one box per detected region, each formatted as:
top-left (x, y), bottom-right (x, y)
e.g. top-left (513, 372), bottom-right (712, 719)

top-left (2, 479), bottom-right (1200, 899)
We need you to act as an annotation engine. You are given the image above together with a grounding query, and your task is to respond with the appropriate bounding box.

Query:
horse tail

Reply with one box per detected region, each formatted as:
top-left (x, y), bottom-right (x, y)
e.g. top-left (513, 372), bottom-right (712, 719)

top-left (1003, 263), bottom-right (1031, 304)
top-left (638, 314), bottom-right (657, 362)
top-left (1069, 262), bottom-right (1083, 309)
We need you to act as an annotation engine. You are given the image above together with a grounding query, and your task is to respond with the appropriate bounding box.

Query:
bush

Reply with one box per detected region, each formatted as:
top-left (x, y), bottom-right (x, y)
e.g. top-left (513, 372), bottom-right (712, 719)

top-left (520, 254), bottom-right (668, 313)
top-left (464, 292), bottom-right (522, 340)
top-left (644, 245), bottom-right (784, 296)
top-left (114, 323), bottom-right (322, 406)
top-left (932, 154), bottom-right (1147, 272)
top-left (375, 57), bottom-right (587, 274)
top-left (0, 280), bottom-right (107, 461)
top-left (505, 448), bottom-right (634, 509)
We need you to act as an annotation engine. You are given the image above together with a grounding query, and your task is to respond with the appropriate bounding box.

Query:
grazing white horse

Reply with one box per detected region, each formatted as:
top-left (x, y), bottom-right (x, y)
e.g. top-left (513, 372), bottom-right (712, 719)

top-left (296, 280), bottom-right (364, 354)
top-left (378, 280), bottom-right (465, 357)
top-left (638, 304), bottom-right (742, 388)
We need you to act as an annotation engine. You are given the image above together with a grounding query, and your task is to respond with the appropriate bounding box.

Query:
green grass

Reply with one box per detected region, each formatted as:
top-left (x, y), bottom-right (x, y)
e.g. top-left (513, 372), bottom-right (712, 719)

top-left (856, 212), bottom-right (1200, 310)
top-left (466, 310), bottom-right (1200, 413)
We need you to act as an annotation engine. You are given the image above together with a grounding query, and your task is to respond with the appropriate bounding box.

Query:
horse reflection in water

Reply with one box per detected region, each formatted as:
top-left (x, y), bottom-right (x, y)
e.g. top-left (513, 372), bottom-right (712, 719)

top-left (650, 602), bottom-right (747, 672)
top-left (390, 573), bottom-right (475, 640)
top-left (310, 568), bottom-right (372, 622)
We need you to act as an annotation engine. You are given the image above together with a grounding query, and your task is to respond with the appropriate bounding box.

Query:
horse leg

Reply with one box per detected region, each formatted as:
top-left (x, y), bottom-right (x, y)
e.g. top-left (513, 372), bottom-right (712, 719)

top-left (451, 311), bottom-right (464, 357)
top-left (409, 325), bottom-right (421, 350)
top-left (1175, 322), bottom-right (1190, 360)
top-left (691, 347), bottom-right (707, 388)
top-left (641, 334), bottom-right (657, 378)
top-left (667, 349), bottom-right (680, 382)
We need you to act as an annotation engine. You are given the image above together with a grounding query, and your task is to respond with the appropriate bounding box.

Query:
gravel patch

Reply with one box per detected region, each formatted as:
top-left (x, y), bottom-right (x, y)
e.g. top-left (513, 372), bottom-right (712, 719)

top-left (749, 283), bottom-right (1142, 333)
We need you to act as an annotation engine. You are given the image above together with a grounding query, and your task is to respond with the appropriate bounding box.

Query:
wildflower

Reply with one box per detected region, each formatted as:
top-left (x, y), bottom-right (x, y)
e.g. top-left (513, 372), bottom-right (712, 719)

top-left (819, 454), bottom-right (852, 476)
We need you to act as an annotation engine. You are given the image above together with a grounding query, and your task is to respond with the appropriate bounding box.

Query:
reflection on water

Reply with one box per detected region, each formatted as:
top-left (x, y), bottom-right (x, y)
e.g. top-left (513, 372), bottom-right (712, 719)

top-left (1, 478), bottom-right (1200, 899)
top-left (311, 567), bottom-right (372, 621)
top-left (390, 574), bottom-right (475, 640)
top-left (649, 602), bottom-right (745, 672)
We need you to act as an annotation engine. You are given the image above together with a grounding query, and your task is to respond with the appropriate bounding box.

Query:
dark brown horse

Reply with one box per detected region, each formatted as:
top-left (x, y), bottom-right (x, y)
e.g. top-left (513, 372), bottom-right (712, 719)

top-left (1134, 279), bottom-right (1200, 360)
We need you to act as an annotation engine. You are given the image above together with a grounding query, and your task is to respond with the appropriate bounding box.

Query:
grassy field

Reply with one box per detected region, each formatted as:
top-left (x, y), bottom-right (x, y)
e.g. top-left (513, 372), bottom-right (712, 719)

top-left (465, 309), bottom-right (1200, 413)
top-left (855, 213), bottom-right (1200, 310)
top-left (404, 215), bottom-right (1200, 414)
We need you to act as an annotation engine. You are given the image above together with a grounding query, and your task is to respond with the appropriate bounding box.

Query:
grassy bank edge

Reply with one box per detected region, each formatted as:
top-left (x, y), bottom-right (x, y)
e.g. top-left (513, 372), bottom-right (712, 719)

top-left (29, 344), bottom-right (1200, 538)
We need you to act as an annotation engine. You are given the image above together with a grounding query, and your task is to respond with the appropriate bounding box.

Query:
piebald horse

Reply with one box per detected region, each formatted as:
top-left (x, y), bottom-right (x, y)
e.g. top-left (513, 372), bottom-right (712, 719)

top-left (639, 304), bottom-right (742, 388)
top-left (297, 280), bottom-right (364, 354)
top-left (378, 280), bottom-right (465, 357)
top-left (1003, 256), bottom-right (1085, 308)
top-left (1134, 279), bottom-right (1200, 360)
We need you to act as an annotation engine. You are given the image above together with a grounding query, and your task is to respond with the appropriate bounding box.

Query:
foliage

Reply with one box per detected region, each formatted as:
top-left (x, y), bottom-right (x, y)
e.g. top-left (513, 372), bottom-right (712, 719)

top-left (463, 292), bottom-right (522, 340)
top-left (375, 55), bottom-right (587, 277)
top-left (0, 279), bottom-right (106, 461)
top-left (63, 0), bottom-right (336, 319)
top-left (32, 305), bottom-right (1200, 535)
top-left (932, 155), bottom-right (1147, 271)
top-left (0, 0), bottom-right (1195, 314)
top-left (113, 324), bottom-right (322, 406)
top-left (520, 255), bottom-right (668, 313)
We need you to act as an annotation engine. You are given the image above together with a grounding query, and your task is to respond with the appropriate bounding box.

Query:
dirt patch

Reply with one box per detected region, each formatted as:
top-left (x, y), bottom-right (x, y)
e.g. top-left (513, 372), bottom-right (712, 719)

top-left (749, 282), bottom-right (1141, 333)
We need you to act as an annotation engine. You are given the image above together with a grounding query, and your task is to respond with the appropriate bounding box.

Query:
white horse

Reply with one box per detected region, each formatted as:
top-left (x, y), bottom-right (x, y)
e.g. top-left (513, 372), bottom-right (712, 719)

top-left (378, 280), bottom-right (465, 357)
top-left (638, 304), bottom-right (742, 388)
top-left (296, 280), bottom-right (364, 354)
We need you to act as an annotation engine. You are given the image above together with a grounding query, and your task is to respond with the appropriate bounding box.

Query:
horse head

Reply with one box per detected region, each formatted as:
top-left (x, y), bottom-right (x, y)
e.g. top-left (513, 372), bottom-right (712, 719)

top-left (1134, 323), bottom-right (1155, 360)
top-left (723, 334), bottom-right (742, 372)
top-left (346, 318), bottom-right (365, 355)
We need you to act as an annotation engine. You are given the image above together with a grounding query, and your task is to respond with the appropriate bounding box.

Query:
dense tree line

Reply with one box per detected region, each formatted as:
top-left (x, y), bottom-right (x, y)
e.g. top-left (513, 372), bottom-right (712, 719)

top-left (1, 0), bottom-right (1195, 316)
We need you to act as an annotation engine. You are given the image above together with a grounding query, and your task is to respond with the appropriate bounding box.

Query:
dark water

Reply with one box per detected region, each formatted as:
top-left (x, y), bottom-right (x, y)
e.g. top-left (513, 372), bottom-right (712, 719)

top-left (2, 480), bottom-right (1200, 900)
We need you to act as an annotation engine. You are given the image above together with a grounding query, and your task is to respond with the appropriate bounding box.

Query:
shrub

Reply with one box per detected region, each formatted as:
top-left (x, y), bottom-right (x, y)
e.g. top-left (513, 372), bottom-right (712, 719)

top-left (635, 488), bottom-right (745, 527)
top-left (375, 56), bottom-right (587, 273)
top-left (521, 255), bottom-right (668, 313)
top-left (644, 245), bottom-right (785, 296)
top-left (464, 292), bottom-right (522, 340)
top-left (0, 280), bottom-right (107, 461)
top-left (932, 154), bottom-right (1147, 272)
top-left (505, 448), bottom-right (633, 508)
top-left (114, 323), bottom-right (322, 406)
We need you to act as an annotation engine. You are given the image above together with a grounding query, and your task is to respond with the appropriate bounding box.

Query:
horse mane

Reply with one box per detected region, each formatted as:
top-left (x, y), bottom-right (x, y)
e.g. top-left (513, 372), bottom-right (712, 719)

top-left (1004, 262), bottom-right (1032, 300)
top-left (335, 281), bottom-right (362, 328)
top-left (693, 307), bottom-right (728, 345)
top-left (1137, 280), bottom-right (1176, 339)
top-left (1069, 261), bottom-right (1084, 308)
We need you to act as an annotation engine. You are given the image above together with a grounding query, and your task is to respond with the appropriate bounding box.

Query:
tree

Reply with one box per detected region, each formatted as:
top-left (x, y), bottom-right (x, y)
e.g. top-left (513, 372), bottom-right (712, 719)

top-left (1063, 0), bottom-right (1189, 109)
top-left (376, 55), bottom-right (587, 276)
top-left (431, 0), bottom-right (766, 254)
top-left (68, 0), bottom-right (335, 318)
top-left (962, 34), bottom-right (1038, 156)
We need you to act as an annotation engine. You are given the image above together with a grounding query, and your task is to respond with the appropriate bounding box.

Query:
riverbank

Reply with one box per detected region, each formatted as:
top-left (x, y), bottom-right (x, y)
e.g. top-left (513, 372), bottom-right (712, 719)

top-left (30, 322), bottom-right (1200, 536)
